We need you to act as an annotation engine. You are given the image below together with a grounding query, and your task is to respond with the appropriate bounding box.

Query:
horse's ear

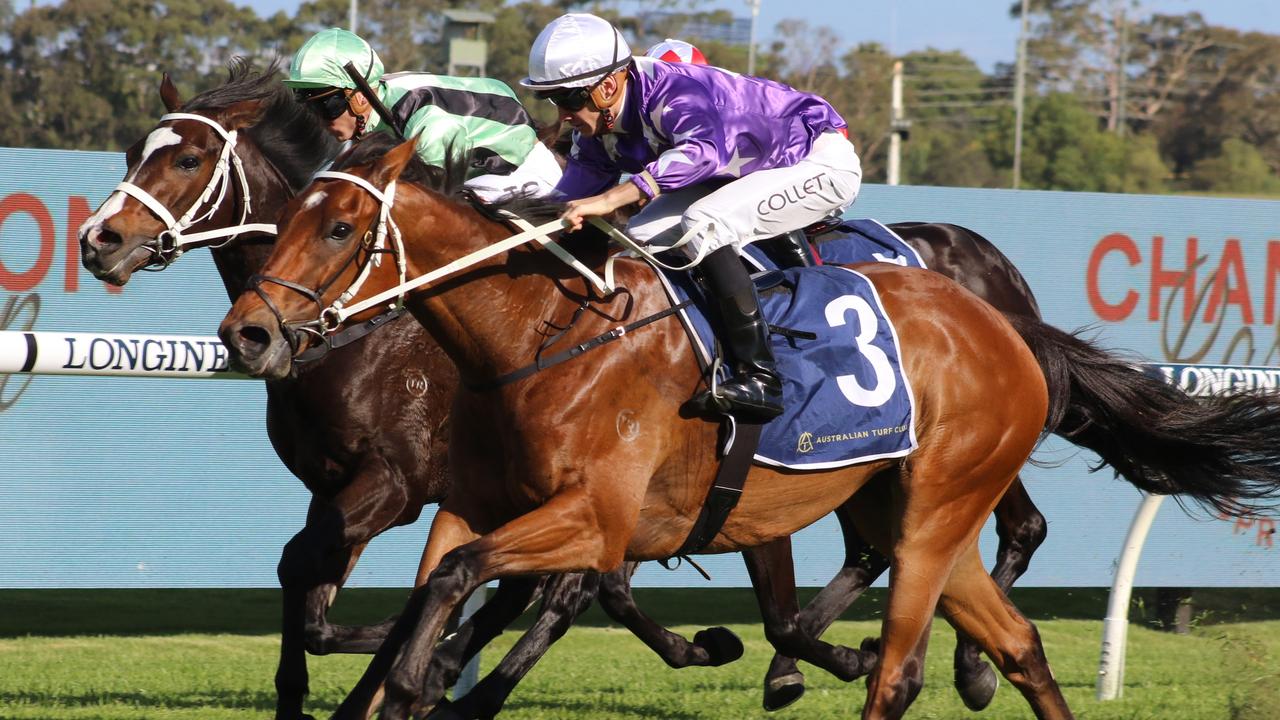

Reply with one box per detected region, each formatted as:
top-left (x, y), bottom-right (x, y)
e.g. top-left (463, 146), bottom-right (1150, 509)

top-left (220, 98), bottom-right (269, 131)
top-left (370, 138), bottom-right (419, 187)
top-left (159, 73), bottom-right (183, 112)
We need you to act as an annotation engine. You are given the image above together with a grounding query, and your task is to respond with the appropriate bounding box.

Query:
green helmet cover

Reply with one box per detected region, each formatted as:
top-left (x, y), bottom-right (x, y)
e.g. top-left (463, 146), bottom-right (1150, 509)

top-left (285, 28), bottom-right (384, 90)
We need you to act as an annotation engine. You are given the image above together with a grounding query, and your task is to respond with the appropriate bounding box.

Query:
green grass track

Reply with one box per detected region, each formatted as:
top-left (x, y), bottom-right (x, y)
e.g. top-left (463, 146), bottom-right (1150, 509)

top-left (0, 588), bottom-right (1277, 719)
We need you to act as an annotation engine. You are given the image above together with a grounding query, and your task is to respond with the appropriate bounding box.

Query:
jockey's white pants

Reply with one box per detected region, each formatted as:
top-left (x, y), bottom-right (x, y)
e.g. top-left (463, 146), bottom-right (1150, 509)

top-left (465, 142), bottom-right (564, 202)
top-left (626, 131), bottom-right (862, 259)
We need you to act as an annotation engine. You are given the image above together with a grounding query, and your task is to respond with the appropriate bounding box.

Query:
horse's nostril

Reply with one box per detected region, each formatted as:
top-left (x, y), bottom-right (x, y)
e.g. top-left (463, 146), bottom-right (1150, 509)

top-left (237, 324), bottom-right (273, 358)
top-left (94, 227), bottom-right (124, 250)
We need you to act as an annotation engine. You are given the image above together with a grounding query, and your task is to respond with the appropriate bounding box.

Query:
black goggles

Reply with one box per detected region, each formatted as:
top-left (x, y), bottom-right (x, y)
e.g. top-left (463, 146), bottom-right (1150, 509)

top-left (294, 87), bottom-right (351, 121)
top-left (535, 86), bottom-right (594, 112)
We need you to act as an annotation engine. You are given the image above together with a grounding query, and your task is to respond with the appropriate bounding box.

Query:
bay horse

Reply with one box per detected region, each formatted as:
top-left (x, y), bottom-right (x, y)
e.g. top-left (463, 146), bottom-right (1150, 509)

top-left (75, 62), bottom-right (1062, 715)
top-left (219, 136), bottom-right (1280, 719)
top-left (72, 62), bottom-right (878, 717)
top-left (76, 62), bottom-right (629, 720)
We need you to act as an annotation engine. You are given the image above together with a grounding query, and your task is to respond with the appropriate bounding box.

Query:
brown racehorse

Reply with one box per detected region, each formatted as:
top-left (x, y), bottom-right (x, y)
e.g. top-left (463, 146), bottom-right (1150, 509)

top-left (221, 136), bottom-right (1280, 719)
top-left (77, 62), bottom-right (749, 720)
top-left (80, 63), bottom-right (1057, 716)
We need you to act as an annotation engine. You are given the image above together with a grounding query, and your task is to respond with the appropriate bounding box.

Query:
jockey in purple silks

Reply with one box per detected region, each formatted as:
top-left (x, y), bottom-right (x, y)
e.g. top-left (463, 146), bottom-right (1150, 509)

top-left (523, 13), bottom-right (863, 423)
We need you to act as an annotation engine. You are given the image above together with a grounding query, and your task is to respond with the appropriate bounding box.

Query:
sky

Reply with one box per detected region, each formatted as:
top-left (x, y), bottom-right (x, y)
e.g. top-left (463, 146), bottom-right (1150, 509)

top-left (237, 0), bottom-right (1280, 72)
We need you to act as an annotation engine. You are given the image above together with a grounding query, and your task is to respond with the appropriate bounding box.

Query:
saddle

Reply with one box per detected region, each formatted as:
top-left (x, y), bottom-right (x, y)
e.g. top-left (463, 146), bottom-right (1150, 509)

top-left (748, 216), bottom-right (927, 272)
top-left (667, 218), bottom-right (924, 558)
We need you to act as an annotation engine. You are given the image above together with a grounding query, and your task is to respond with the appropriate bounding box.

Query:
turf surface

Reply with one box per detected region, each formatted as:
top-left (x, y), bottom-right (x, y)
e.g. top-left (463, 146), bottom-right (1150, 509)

top-left (0, 588), bottom-right (1276, 719)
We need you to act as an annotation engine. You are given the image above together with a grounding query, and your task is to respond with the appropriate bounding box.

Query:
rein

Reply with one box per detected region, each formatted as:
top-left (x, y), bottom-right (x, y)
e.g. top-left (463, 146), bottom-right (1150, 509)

top-left (275, 171), bottom-right (693, 380)
top-left (248, 219), bottom-right (398, 356)
top-left (114, 112), bottom-right (276, 267)
top-left (302, 171), bottom-right (578, 332)
top-left (468, 297), bottom-right (692, 392)
top-left (250, 170), bottom-right (410, 362)
top-left (292, 171), bottom-right (730, 333)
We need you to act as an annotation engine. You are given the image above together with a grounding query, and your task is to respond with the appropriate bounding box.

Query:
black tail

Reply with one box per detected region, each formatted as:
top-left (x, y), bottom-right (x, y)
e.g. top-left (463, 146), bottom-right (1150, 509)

top-left (1007, 313), bottom-right (1280, 516)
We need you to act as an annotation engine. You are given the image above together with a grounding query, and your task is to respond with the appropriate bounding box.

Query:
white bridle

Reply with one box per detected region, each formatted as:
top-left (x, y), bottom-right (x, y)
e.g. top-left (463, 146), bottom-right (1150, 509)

top-left (302, 170), bottom-right (719, 334)
top-left (307, 170), bottom-right (601, 332)
top-left (113, 112), bottom-right (277, 265)
top-left (311, 170), bottom-right (409, 329)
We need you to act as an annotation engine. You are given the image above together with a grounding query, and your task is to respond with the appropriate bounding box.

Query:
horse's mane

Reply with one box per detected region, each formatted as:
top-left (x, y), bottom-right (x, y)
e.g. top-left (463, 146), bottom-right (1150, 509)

top-left (182, 58), bottom-right (338, 192)
top-left (332, 132), bottom-right (470, 195)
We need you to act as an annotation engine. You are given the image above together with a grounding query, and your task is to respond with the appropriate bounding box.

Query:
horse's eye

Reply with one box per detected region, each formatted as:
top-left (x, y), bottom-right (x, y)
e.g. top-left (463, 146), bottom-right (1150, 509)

top-left (330, 222), bottom-right (353, 240)
top-left (176, 155), bottom-right (200, 171)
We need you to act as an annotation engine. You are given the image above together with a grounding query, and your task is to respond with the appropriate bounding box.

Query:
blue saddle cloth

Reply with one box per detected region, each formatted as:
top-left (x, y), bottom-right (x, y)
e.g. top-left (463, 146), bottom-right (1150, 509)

top-left (659, 242), bottom-right (919, 469)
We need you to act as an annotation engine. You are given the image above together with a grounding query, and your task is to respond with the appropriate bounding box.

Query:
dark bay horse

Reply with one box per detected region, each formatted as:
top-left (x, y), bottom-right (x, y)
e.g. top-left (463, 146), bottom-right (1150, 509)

top-left (77, 62), bottom-right (455, 719)
top-left (77, 63), bottom-right (1060, 715)
top-left (74, 62), bottom-right (855, 718)
top-left (220, 137), bottom-right (1280, 719)
top-left (78, 63), bottom-right (638, 720)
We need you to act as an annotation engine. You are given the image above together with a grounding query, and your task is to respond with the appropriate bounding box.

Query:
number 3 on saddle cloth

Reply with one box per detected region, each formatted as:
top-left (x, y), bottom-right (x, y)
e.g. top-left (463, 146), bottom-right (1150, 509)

top-left (656, 219), bottom-right (926, 469)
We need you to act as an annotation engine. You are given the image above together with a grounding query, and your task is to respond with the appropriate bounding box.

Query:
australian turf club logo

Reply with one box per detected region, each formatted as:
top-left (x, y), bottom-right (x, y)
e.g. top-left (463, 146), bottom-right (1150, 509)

top-left (796, 431), bottom-right (814, 454)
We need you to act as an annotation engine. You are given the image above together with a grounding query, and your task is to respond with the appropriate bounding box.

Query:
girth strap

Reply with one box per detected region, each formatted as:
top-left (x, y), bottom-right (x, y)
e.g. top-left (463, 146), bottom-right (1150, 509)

top-left (671, 421), bottom-right (764, 558)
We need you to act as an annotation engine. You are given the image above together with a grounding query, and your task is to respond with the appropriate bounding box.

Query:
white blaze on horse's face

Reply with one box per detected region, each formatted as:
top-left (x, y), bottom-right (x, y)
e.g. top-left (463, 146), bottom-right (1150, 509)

top-left (301, 190), bottom-right (328, 211)
top-left (126, 126), bottom-right (184, 183)
top-left (81, 126), bottom-right (185, 240)
top-left (78, 191), bottom-right (127, 239)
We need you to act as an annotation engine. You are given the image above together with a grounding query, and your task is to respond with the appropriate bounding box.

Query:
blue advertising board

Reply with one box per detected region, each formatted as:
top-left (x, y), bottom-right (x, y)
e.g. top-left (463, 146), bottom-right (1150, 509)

top-left (1, 147), bottom-right (1276, 588)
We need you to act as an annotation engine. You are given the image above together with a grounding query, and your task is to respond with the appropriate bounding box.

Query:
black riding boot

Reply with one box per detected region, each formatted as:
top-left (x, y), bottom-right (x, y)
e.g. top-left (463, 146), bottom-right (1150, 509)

top-left (687, 246), bottom-right (784, 423)
top-left (767, 229), bottom-right (816, 268)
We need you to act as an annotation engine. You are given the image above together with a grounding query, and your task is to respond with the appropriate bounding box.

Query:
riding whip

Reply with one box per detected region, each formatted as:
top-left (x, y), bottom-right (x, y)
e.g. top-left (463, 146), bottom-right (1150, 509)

top-left (343, 61), bottom-right (406, 142)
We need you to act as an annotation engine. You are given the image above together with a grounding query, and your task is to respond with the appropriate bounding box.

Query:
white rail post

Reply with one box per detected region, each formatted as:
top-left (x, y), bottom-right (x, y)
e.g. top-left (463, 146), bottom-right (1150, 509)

top-left (1097, 492), bottom-right (1166, 700)
top-left (451, 583), bottom-right (489, 698)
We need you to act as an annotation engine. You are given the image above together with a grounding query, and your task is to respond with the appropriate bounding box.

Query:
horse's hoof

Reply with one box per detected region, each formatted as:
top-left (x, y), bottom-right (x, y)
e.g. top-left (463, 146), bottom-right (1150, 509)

top-left (859, 637), bottom-right (881, 665)
top-left (763, 671), bottom-right (806, 712)
top-left (693, 627), bottom-right (745, 666)
top-left (956, 661), bottom-right (1000, 711)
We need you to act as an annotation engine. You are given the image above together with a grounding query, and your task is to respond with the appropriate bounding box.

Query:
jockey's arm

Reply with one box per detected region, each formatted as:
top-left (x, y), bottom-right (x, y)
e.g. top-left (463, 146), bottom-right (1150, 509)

top-left (560, 180), bottom-right (643, 232)
top-left (561, 78), bottom-right (725, 232)
top-left (554, 133), bottom-right (621, 200)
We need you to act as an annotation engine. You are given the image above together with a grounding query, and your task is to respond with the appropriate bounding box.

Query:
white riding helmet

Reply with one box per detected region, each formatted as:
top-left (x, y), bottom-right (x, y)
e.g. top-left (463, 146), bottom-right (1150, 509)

top-left (522, 13), bottom-right (632, 90)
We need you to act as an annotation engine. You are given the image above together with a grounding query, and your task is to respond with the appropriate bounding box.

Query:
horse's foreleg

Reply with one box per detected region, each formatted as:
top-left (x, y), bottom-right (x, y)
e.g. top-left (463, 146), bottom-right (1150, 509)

top-left (437, 572), bottom-right (601, 720)
top-left (300, 455), bottom-right (416, 655)
top-left (296, 538), bottom-right (393, 655)
top-left (744, 538), bottom-right (876, 690)
top-left (276, 533), bottom-right (375, 720)
top-left (597, 561), bottom-right (745, 669)
top-left (763, 502), bottom-right (889, 711)
top-left (275, 524), bottom-right (361, 720)
top-left (333, 505), bottom-right (476, 720)
top-left (954, 476), bottom-right (1048, 710)
top-left (275, 460), bottom-right (411, 720)
top-left (418, 574), bottom-right (547, 712)
top-left (338, 490), bottom-right (614, 720)
top-left (939, 544), bottom-right (1073, 719)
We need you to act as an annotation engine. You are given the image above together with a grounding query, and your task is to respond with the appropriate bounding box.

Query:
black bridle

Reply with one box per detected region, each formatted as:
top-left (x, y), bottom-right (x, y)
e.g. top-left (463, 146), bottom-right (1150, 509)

top-left (246, 226), bottom-right (400, 359)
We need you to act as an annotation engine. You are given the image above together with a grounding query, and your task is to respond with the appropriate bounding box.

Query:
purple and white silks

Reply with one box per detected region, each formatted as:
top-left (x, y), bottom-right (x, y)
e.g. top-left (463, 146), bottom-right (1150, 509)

top-left (554, 56), bottom-right (850, 201)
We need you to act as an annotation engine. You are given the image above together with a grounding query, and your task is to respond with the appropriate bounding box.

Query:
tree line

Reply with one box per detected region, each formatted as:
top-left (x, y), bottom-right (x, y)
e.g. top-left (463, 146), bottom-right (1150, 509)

top-left (3, 0), bottom-right (1277, 196)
